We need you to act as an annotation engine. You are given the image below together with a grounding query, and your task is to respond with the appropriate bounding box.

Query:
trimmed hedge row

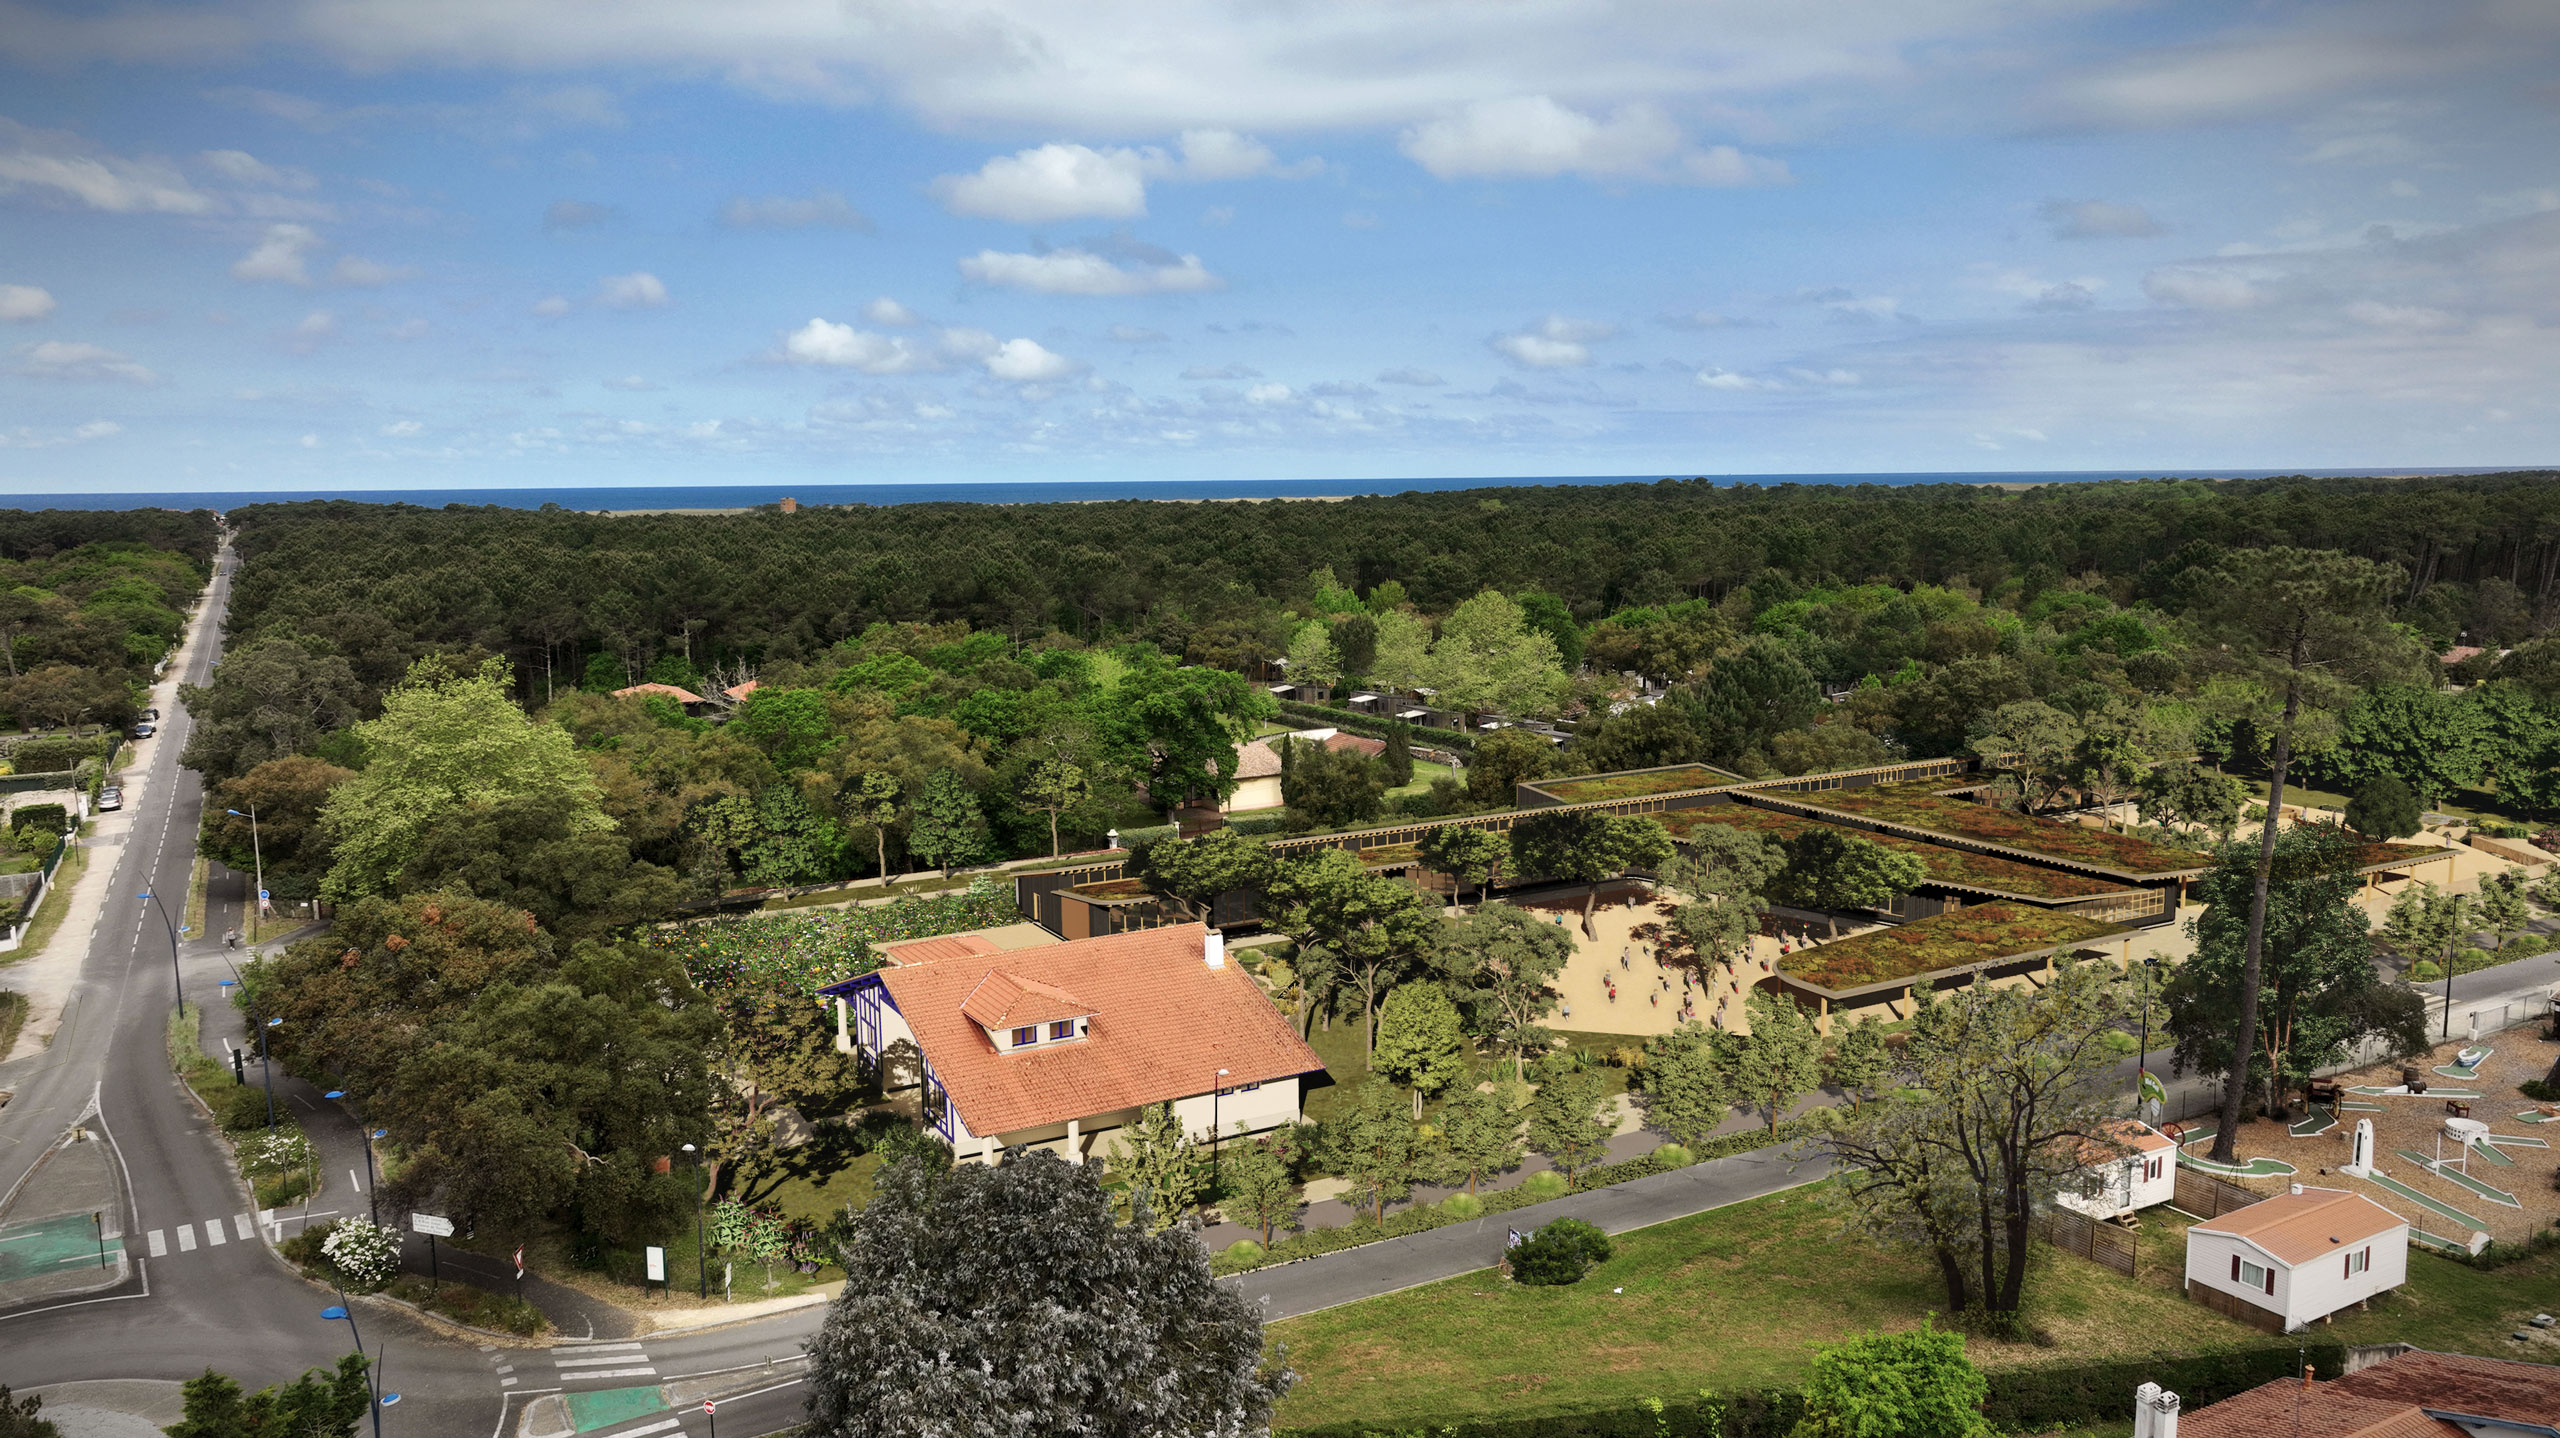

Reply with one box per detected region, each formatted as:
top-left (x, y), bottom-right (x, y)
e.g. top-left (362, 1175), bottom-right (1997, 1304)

top-left (1276, 699), bottom-right (1478, 754)
top-left (1208, 1117), bottom-right (1823, 1278)
top-left (1277, 1342), bottom-right (2346, 1437)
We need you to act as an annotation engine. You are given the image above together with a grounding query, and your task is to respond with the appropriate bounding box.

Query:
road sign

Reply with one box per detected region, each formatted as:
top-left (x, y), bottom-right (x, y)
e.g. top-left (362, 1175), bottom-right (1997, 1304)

top-left (513, 1244), bottom-right (525, 1278)
top-left (704, 1400), bottom-right (715, 1414)
top-left (409, 1212), bottom-right (454, 1238)
top-left (645, 1245), bottom-right (666, 1283)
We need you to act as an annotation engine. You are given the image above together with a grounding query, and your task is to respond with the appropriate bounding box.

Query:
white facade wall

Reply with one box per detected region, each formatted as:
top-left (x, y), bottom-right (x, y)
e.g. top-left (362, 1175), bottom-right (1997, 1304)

top-left (1225, 775), bottom-right (1283, 813)
top-left (2057, 1149), bottom-right (2176, 1220)
top-left (2183, 1227), bottom-right (2407, 1332)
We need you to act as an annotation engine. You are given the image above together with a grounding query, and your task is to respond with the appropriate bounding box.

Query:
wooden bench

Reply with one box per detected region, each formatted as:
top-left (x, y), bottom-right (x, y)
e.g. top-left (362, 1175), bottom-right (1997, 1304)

top-left (2444, 1100), bottom-right (2473, 1119)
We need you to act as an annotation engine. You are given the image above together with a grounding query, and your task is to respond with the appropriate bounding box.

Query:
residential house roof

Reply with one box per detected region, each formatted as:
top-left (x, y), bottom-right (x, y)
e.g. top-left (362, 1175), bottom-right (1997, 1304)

top-left (2191, 1186), bottom-right (2407, 1266)
top-left (959, 970), bottom-right (1094, 1029)
top-left (2440, 646), bottom-right (2486, 666)
top-left (881, 933), bottom-right (1001, 966)
top-left (1229, 739), bottom-right (1284, 781)
top-left (613, 682), bottom-right (706, 703)
top-left (836, 923), bottom-right (1323, 1138)
top-left (724, 679), bottom-right (761, 702)
top-left (2186, 1350), bottom-right (2560, 1438)
top-left (2071, 1118), bottom-right (2178, 1167)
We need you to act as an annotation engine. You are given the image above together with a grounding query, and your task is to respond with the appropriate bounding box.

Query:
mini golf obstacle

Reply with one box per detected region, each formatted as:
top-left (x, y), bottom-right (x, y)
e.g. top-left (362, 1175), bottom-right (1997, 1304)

top-left (2435, 1046), bottom-right (2494, 1081)
top-left (2484, 1132), bottom-right (2551, 1150)
top-left (2289, 1104), bottom-right (2338, 1138)
top-left (2358, 1168), bottom-right (2488, 1232)
top-left (2349, 1085), bottom-right (2484, 1098)
top-left (2518, 1109), bottom-right (2560, 1126)
top-left (2339, 1100), bottom-right (2387, 1113)
top-left (2168, 1125), bottom-right (2297, 1178)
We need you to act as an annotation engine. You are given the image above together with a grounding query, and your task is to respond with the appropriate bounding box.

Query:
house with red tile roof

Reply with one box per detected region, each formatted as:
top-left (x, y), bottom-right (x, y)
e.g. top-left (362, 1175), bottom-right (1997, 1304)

top-left (2180, 1348), bottom-right (2560, 1438)
top-left (2056, 1118), bottom-right (2177, 1221)
top-left (819, 922), bottom-right (1324, 1166)
top-left (613, 681), bottom-right (706, 705)
top-left (2183, 1185), bottom-right (2408, 1333)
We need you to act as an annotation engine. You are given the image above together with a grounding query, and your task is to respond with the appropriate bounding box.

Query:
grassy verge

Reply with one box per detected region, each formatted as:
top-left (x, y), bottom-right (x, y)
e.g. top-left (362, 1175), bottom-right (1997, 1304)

top-left (0, 988), bottom-right (25, 1057)
top-left (1271, 1184), bottom-right (2560, 1433)
top-left (276, 1223), bottom-right (551, 1338)
top-left (0, 841), bottom-right (86, 968)
top-left (183, 855), bottom-right (209, 943)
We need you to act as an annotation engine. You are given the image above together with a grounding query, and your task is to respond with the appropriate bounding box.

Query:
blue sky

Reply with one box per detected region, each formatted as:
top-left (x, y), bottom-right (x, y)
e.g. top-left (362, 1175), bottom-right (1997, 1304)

top-left (1, 1), bottom-right (2556, 493)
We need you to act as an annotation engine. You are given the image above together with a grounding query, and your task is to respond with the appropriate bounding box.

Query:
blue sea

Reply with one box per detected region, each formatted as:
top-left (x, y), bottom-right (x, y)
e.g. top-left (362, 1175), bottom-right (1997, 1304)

top-left (0, 468), bottom-right (2529, 512)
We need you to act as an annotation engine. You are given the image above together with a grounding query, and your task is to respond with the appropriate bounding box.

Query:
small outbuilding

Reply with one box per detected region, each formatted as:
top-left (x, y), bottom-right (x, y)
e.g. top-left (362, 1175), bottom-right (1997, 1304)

top-left (2056, 1118), bottom-right (2178, 1221)
top-left (2182, 1185), bottom-right (2408, 1334)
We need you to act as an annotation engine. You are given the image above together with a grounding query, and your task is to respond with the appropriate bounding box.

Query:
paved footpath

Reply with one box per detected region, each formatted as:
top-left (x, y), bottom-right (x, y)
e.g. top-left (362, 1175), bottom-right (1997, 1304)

top-left (1221, 1141), bottom-right (1830, 1321)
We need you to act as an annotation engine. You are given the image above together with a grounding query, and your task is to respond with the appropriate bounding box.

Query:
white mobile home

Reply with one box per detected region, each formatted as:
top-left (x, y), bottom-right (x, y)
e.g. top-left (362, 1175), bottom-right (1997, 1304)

top-left (2182, 1185), bottom-right (2408, 1334)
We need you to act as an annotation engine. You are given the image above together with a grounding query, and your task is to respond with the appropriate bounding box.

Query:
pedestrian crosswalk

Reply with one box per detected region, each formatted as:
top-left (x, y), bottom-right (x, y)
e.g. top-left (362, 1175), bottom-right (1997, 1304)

top-left (553, 1342), bottom-right (657, 1383)
top-left (142, 1210), bottom-right (285, 1260)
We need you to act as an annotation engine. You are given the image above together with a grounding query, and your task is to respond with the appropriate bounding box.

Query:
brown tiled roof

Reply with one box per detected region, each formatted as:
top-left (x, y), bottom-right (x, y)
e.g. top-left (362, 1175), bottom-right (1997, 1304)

top-left (959, 970), bottom-right (1093, 1029)
top-left (2184, 1382), bottom-right (2452, 1438)
top-left (882, 933), bottom-right (1000, 966)
top-left (1324, 732), bottom-right (1387, 758)
top-left (724, 679), bottom-right (762, 701)
top-left (613, 682), bottom-right (705, 703)
top-left (2332, 1350), bottom-right (2560, 1428)
top-left (2192, 1186), bottom-right (2405, 1266)
top-left (1229, 739), bottom-right (1284, 780)
top-left (875, 923), bottom-right (1323, 1138)
top-left (2070, 1117), bottom-right (2177, 1167)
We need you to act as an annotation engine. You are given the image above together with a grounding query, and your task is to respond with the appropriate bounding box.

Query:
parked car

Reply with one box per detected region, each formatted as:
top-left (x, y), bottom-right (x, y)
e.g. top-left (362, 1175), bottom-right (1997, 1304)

top-left (141, 708), bottom-right (159, 721)
top-left (130, 722), bottom-right (155, 738)
top-left (97, 789), bottom-right (123, 812)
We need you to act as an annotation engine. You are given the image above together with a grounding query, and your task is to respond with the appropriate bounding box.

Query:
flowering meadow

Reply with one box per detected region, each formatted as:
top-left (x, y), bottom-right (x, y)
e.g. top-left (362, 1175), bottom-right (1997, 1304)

top-left (653, 878), bottom-right (1017, 996)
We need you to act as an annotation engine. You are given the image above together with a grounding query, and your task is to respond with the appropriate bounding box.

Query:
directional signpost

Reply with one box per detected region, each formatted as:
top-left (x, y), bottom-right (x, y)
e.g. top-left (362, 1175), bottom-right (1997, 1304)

top-left (411, 1212), bottom-right (452, 1294)
top-left (644, 1244), bottom-right (666, 1296)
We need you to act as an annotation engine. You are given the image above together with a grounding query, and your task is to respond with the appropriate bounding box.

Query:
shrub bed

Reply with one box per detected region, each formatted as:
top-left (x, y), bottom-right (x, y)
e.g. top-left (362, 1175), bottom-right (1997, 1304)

top-left (1276, 699), bottom-right (1476, 754)
top-left (650, 878), bottom-right (1015, 995)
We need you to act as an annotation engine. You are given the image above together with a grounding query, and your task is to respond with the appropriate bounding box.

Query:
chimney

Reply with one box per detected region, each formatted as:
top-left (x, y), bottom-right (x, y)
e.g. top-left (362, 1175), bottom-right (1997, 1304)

top-left (779, 496), bottom-right (799, 513)
top-left (2134, 1382), bottom-right (2160, 1438)
top-left (2302, 1364), bottom-right (2315, 1389)
top-left (2291, 1182), bottom-right (2305, 1196)
top-left (1204, 929), bottom-right (1226, 969)
top-left (2152, 1389), bottom-right (2180, 1438)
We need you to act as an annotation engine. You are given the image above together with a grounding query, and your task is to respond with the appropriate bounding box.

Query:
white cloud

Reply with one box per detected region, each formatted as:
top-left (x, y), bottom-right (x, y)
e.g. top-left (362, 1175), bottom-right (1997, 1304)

top-left (602, 374), bottom-right (659, 390)
top-left (984, 337), bottom-right (1078, 382)
top-left (2344, 300), bottom-right (2455, 330)
top-left (863, 297), bottom-right (919, 327)
top-left (1695, 367), bottom-right (1779, 391)
top-left (1490, 315), bottom-right (1615, 368)
top-left (290, 309), bottom-right (335, 343)
top-left (531, 295), bottom-right (571, 318)
top-left (958, 248), bottom-right (1222, 296)
top-left (0, 117), bottom-right (212, 214)
top-left (2042, 198), bottom-right (2163, 240)
top-left (597, 271), bottom-right (668, 308)
top-left (1787, 367), bottom-right (1861, 386)
top-left (1184, 363), bottom-right (1260, 380)
top-left (1377, 367), bottom-right (1444, 386)
top-left (1244, 382), bottom-right (1293, 404)
top-left (73, 419), bottom-right (120, 439)
top-left (381, 419), bottom-right (422, 436)
top-left (782, 318), bottom-right (931, 373)
top-left (329, 255), bottom-right (411, 286)
top-left (18, 339), bottom-right (156, 383)
top-left (0, 284), bottom-right (55, 322)
top-left (1156, 128), bottom-right (1290, 181)
top-left (299, 433), bottom-right (320, 448)
top-left (232, 223), bottom-right (321, 283)
top-left (720, 189), bottom-right (871, 230)
top-left (1400, 96), bottom-right (1785, 186)
top-left (0, 419), bottom-right (123, 449)
top-left (1108, 325), bottom-right (1168, 343)
top-left (2143, 265), bottom-right (2266, 309)
top-left (199, 148), bottom-right (314, 189)
top-left (933, 144), bottom-right (1147, 223)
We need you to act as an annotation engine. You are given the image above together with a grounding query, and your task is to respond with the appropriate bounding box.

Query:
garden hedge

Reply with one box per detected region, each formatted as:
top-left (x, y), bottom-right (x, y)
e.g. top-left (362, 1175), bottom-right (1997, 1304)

top-left (1275, 699), bottom-right (1478, 754)
top-left (9, 802), bottom-right (67, 834)
top-left (1275, 1342), bottom-right (2346, 1437)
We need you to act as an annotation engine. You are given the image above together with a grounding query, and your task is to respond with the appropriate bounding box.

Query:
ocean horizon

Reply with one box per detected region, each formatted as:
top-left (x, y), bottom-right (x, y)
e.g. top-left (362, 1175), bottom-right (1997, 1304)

top-left (0, 466), bottom-right (2536, 512)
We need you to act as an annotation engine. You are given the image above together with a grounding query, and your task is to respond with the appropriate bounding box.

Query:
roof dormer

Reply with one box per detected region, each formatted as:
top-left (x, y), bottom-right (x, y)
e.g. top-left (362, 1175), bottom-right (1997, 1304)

top-left (959, 970), bottom-right (1096, 1052)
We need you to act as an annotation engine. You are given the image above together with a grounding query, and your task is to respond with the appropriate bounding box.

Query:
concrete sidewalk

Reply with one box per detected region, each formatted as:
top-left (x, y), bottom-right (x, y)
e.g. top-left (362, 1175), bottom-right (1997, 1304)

top-left (1219, 1140), bottom-right (1830, 1321)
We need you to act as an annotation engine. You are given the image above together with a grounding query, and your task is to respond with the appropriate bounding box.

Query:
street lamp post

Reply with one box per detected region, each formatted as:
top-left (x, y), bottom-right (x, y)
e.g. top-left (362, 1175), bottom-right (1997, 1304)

top-left (681, 1142), bottom-right (705, 1299)
top-left (225, 806), bottom-right (265, 943)
top-left (2137, 957), bottom-right (2161, 1121)
top-left (325, 1090), bottom-right (387, 1224)
top-left (260, 1016), bottom-right (282, 1130)
top-left (321, 1303), bottom-right (392, 1438)
top-left (1210, 1068), bottom-right (1230, 1185)
top-left (138, 891), bottom-right (188, 1012)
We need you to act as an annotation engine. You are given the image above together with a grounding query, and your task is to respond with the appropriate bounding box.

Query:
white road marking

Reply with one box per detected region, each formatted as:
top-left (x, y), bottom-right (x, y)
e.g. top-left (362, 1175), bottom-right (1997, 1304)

top-left (233, 1213), bottom-right (253, 1240)
top-left (201, 1219), bottom-right (224, 1247)
top-left (499, 1377), bottom-right (517, 1388)
top-left (176, 1225), bottom-right (196, 1252)
top-left (350, 1168), bottom-right (362, 1192)
top-left (494, 1364), bottom-right (513, 1375)
top-left (558, 1368), bottom-right (657, 1382)
top-left (554, 1353), bottom-right (651, 1368)
top-left (603, 1421), bottom-right (681, 1438)
top-left (559, 1342), bottom-right (646, 1353)
top-left (147, 1229), bottom-right (166, 1257)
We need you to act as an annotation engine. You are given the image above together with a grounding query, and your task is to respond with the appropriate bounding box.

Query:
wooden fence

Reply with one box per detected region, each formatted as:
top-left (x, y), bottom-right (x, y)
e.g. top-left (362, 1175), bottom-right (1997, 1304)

top-left (2175, 1167), bottom-right (2265, 1220)
top-left (2035, 1206), bottom-right (2136, 1278)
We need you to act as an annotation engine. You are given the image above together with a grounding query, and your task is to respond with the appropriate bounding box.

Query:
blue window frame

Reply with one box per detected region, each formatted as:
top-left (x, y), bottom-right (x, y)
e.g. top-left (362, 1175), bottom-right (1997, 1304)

top-left (1011, 1025), bottom-right (1039, 1047)
top-left (1050, 1020), bottom-right (1076, 1040)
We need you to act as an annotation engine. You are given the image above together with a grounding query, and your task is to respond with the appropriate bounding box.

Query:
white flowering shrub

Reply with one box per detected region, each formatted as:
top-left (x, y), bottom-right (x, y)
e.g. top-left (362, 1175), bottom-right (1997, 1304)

top-left (245, 1129), bottom-right (313, 1176)
top-left (322, 1216), bottom-right (403, 1291)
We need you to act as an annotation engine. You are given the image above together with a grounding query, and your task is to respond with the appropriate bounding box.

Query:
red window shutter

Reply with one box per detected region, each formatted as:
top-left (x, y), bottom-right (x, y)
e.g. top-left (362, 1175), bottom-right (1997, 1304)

top-left (2230, 1254), bottom-right (2241, 1281)
top-left (2345, 1254), bottom-right (2353, 1278)
top-left (2265, 1267), bottom-right (2276, 1295)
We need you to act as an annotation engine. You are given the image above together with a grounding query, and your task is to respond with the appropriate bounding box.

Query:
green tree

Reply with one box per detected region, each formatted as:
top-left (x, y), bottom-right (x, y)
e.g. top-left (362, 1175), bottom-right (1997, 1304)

top-left (1431, 589), bottom-right (1568, 724)
top-left (1674, 636), bottom-right (1820, 768)
top-left (1824, 1016), bottom-right (1892, 1111)
top-left (1218, 1122), bottom-right (1301, 1246)
top-left (1327, 1084), bottom-right (1428, 1223)
top-left (1444, 903), bottom-right (1573, 1080)
top-left (1284, 620), bottom-right (1342, 689)
top-left (1369, 608), bottom-right (1432, 692)
top-left (1096, 653), bottom-right (1275, 810)
top-left (399, 796), bottom-right (683, 939)
top-left (0, 1384), bottom-right (57, 1438)
top-left (166, 1355), bottom-right (374, 1438)
top-left (1464, 727), bottom-right (1559, 805)
top-left (806, 1152), bottom-right (1287, 1434)
top-left (1770, 719), bottom-right (1896, 777)
top-left (1508, 811), bottom-right (1675, 937)
top-left (1280, 737), bottom-right (1386, 829)
top-left (1819, 960), bottom-right (2131, 1323)
top-left (1332, 612), bottom-right (1378, 677)
top-left (1637, 1025), bottom-right (1735, 1148)
top-left (316, 658), bottom-right (610, 900)
top-left (2480, 869), bottom-right (2532, 952)
top-left (1664, 823), bottom-right (1787, 968)
top-left (176, 636), bottom-right (366, 785)
top-left (1109, 1101), bottom-right (1200, 1232)
top-left (2347, 774), bottom-right (2423, 840)
top-left (1379, 721), bottom-right (1415, 787)
top-left (2321, 682), bottom-right (2491, 806)
top-left (1261, 848), bottom-right (1444, 1054)
top-left (729, 686), bottom-right (840, 771)
top-left (1770, 827), bottom-right (1928, 937)
top-left (1436, 1086), bottom-right (1524, 1195)
top-left (1514, 589), bottom-right (1584, 672)
top-left (201, 756), bottom-right (355, 900)
top-left (2136, 760), bottom-right (2246, 840)
top-left (843, 769), bottom-right (903, 878)
top-left (704, 974), bottom-right (862, 1200)
top-left (1373, 982), bottom-right (1470, 1119)
top-left (2187, 546), bottom-right (2409, 1166)
top-left (906, 768), bottom-right (990, 875)
top-left (1526, 1066), bottom-right (1611, 1183)
top-left (1969, 700), bottom-right (2081, 813)
top-left (1132, 827), bottom-right (1273, 924)
top-left (1731, 991), bottom-right (1825, 1131)
top-left (1022, 754), bottom-right (1089, 858)
top-left (1419, 824), bottom-right (1507, 908)
top-left (2166, 829), bottom-right (2426, 1112)
top-left (1790, 1322), bottom-right (1990, 1438)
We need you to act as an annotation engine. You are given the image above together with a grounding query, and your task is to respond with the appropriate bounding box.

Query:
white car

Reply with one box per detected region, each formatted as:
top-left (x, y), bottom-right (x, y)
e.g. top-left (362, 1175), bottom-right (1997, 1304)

top-left (96, 789), bottom-right (123, 812)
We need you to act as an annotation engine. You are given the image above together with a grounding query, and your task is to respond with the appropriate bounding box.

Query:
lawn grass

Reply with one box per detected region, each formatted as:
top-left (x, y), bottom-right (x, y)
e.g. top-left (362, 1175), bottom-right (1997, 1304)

top-left (1268, 1183), bottom-right (2273, 1430)
top-left (1385, 759), bottom-right (1456, 801)
top-left (0, 988), bottom-right (25, 1059)
top-left (0, 841), bottom-right (84, 970)
top-left (183, 855), bottom-right (209, 943)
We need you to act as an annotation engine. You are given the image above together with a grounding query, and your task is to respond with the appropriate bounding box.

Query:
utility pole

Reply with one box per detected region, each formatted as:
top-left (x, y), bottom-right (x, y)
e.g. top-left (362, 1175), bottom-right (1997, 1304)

top-left (227, 806), bottom-right (265, 942)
